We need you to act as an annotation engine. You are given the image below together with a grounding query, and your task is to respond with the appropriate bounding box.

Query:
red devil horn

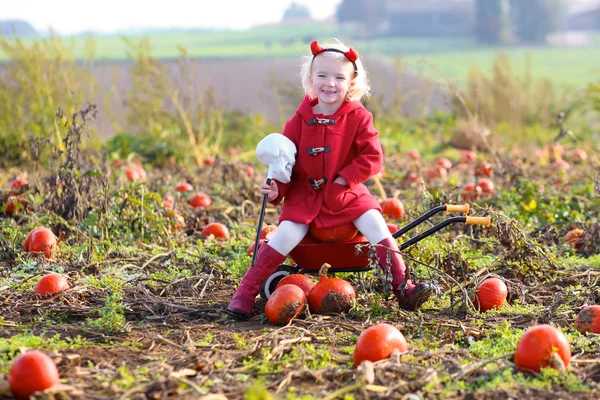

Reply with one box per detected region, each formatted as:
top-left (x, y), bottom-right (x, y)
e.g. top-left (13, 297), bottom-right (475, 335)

top-left (310, 40), bottom-right (324, 55)
top-left (344, 48), bottom-right (358, 62)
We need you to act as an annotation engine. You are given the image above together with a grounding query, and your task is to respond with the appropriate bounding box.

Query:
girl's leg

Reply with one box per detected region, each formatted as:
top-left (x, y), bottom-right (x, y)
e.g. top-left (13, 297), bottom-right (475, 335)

top-left (227, 221), bottom-right (308, 320)
top-left (266, 221), bottom-right (309, 256)
top-left (353, 209), bottom-right (431, 310)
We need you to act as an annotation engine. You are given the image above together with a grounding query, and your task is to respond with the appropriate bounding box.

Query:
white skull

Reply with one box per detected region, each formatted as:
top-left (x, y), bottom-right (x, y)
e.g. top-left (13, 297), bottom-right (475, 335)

top-left (256, 133), bottom-right (297, 183)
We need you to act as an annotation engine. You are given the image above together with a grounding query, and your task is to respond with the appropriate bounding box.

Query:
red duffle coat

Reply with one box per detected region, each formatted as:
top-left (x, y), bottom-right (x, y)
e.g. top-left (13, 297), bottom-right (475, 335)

top-left (269, 95), bottom-right (383, 228)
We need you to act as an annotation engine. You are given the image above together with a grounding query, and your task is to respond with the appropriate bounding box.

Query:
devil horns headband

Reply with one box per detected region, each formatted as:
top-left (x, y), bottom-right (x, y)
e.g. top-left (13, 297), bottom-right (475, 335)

top-left (310, 40), bottom-right (359, 76)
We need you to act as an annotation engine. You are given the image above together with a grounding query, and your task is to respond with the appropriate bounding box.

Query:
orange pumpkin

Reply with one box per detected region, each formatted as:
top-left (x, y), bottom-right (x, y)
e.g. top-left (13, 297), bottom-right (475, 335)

top-left (434, 157), bottom-right (453, 170)
top-left (24, 227), bottom-right (58, 259)
top-left (308, 263), bottom-right (356, 314)
top-left (576, 305), bottom-right (600, 334)
top-left (477, 178), bottom-right (495, 195)
top-left (474, 161), bottom-right (493, 177)
top-left (551, 160), bottom-right (570, 170)
top-left (426, 166), bottom-right (448, 180)
top-left (514, 325), bottom-right (571, 373)
top-left (201, 222), bottom-right (230, 239)
top-left (247, 239), bottom-right (266, 257)
top-left (10, 177), bottom-right (29, 191)
top-left (9, 350), bottom-right (60, 400)
top-left (276, 274), bottom-right (315, 297)
top-left (404, 172), bottom-right (420, 185)
top-left (571, 149), bottom-right (587, 163)
top-left (5, 196), bottom-right (27, 215)
top-left (387, 223), bottom-right (399, 235)
top-left (459, 149), bottom-right (477, 164)
top-left (354, 323), bottom-right (408, 366)
top-left (260, 225), bottom-right (278, 240)
top-left (460, 183), bottom-right (482, 202)
top-left (380, 198), bottom-right (405, 220)
top-left (175, 182), bottom-right (193, 192)
top-left (264, 284), bottom-right (306, 325)
top-left (35, 274), bottom-right (70, 296)
top-left (406, 150), bottom-right (420, 160)
top-left (309, 221), bottom-right (358, 243)
top-left (564, 229), bottom-right (584, 249)
top-left (189, 192), bottom-right (211, 208)
top-left (473, 278), bottom-right (508, 312)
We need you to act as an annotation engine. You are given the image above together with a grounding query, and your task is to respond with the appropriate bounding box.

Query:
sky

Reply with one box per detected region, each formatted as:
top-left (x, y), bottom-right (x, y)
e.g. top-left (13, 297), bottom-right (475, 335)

top-left (0, 0), bottom-right (344, 35)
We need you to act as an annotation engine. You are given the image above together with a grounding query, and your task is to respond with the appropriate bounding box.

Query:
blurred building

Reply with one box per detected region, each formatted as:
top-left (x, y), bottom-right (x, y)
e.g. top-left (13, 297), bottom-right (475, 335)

top-left (385, 0), bottom-right (475, 36)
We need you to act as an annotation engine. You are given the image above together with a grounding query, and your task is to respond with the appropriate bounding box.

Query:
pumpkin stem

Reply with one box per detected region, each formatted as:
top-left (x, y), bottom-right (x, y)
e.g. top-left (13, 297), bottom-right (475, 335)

top-left (549, 352), bottom-right (566, 371)
top-left (318, 263), bottom-right (331, 277)
top-left (56, 231), bottom-right (65, 246)
top-left (372, 175), bottom-right (387, 200)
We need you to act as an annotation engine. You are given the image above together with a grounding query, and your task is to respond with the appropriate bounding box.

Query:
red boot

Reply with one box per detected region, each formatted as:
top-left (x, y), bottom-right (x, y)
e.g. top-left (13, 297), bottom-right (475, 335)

top-left (227, 243), bottom-right (286, 320)
top-left (376, 237), bottom-right (432, 311)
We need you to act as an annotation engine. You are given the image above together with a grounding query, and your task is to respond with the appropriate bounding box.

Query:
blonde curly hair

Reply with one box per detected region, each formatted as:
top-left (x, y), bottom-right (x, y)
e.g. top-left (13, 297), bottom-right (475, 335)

top-left (300, 39), bottom-right (372, 102)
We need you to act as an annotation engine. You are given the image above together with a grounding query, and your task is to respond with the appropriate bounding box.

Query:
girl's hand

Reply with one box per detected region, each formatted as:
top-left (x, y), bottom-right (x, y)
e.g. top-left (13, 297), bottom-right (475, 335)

top-left (261, 180), bottom-right (279, 201)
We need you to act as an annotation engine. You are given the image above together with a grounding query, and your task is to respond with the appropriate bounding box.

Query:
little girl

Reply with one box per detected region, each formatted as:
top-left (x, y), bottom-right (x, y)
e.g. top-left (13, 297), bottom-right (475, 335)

top-left (227, 39), bottom-right (432, 320)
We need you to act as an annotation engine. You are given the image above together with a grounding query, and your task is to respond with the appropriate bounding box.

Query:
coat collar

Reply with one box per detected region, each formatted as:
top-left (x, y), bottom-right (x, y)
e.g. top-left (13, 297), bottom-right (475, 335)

top-left (296, 95), bottom-right (364, 123)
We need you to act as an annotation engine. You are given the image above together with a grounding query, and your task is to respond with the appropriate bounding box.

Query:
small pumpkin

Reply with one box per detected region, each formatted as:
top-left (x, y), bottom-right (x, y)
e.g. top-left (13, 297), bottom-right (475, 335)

top-left (276, 274), bottom-right (315, 297)
top-left (459, 149), bottom-right (477, 164)
top-left (309, 221), bottom-right (358, 243)
top-left (201, 222), bottom-right (230, 239)
top-left (9, 350), bottom-right (60, 400)
top-left (460, 183), bottom-right (482, 202)
top-left (386, 223), bottom-right (399, 235)
top-left (477, 178), bottom-right (495, 195)
top-left (24, 227), bottom-right (58, 259)
top-left (35, 274), bottom-right (70, 296)
top-left (247, 239), bottom-right (266, 257)
top-left (264, 284), bottom-right (306, 325)
top-left (514, 325), bottom-right (571, 373)
top-left (564, 228), bottom-right (584, 249)
top-left (473, 277), bottom-right (508, 312)
top-left (260, 225), bottom-right (278, 240)
top-left (406, 150), bottom-right (420, 160)
top-left (576, 305), bottom-right (600, 334)
top-left (175, 182), bottom-right (193, 192)
top-left (474, 161), bottom-right (493, 177)
top-left (380, 198), bottom-right (405, 220)
top-left (434, 157), bottom-right (453, 170)
top-left (354, 323), bottom-right (408, 367)
top-left (189, 192), bottom-right (212, 208)
top-left (308, 263), bottom-right (356, 315)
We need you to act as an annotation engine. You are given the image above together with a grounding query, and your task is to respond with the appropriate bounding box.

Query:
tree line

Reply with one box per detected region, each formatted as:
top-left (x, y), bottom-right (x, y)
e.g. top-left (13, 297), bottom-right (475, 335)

top-left (336, 0), bottom-right (567, 44)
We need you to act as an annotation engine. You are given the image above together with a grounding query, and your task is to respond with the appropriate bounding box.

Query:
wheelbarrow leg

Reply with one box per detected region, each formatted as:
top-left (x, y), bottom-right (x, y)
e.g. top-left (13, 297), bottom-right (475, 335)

top-left (227, 243), bottom-right (286, 320)
top-left (376, 237), bottom-right (432, 311)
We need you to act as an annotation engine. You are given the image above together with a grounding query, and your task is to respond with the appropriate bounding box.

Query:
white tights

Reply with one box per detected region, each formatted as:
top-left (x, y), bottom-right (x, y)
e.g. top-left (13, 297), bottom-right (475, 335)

top-left (267, 209), bottom-right (391, 256)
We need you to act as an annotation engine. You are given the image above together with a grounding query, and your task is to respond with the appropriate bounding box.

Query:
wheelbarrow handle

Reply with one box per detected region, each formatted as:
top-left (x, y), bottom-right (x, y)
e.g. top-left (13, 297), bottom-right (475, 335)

top-left (398, 215), bottom-right (491, 251)
top-left (445, 203), bottom-right (470, 215)
top-left (251, 168), bottom-right (273, 266)
top-left (392, 203), bottom-right (470, 239)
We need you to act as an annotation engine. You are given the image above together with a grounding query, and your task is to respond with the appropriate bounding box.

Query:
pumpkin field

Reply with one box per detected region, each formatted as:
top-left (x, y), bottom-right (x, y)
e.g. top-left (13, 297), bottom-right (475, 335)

top-left (2, 34), bottom-right (600, 399)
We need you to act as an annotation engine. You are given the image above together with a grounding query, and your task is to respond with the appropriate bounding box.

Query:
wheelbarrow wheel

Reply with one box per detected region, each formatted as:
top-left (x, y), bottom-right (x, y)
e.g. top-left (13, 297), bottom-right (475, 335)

top-left (260, 264), bottom-right (299, 300)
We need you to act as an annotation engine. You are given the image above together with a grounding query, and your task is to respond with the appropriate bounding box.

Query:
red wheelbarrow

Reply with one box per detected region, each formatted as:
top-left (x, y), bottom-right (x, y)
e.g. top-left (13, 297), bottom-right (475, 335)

top-left (260, 203), bottom-right (491, 299)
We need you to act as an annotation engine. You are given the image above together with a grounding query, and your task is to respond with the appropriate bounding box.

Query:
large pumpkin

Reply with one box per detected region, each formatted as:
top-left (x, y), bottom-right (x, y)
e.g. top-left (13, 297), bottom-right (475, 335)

top-left (576, 305), bottom-right (600, 334)
top-left (514, 325), bottom-right (571, 373)
top-left (309, 222), bottom-right (358, 243)
top-left (308, 263), bottom-right (356, 314)
top-left (473, 278), bottom-right (508, 312)
top-left (264, 284), bottom-right (306, 325)
top-left (354, 323), bottom-right (408, 366)
top-left (276, 274), bottom-right (315, 297)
